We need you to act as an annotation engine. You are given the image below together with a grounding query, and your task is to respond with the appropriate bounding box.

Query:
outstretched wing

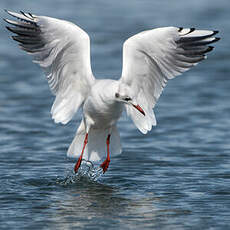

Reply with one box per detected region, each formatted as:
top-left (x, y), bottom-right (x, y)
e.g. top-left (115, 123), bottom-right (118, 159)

top-left (5, 10), bottom-right (95, 124)
top-left (120, 27), bottom-right (220, 134)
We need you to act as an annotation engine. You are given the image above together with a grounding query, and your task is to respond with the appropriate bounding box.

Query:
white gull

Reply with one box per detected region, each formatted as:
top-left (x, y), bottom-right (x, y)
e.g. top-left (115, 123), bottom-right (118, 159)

top-left (5, 10), bottom-right (220, 173)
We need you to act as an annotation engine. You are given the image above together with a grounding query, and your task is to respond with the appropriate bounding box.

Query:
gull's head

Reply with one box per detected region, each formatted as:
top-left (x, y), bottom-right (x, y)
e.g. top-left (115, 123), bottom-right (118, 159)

top-left (115, 83), bottom-right (145, 116)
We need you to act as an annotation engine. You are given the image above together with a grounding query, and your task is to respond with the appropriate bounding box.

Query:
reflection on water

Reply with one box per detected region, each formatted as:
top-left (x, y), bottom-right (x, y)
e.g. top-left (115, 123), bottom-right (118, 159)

top-left (50, 160), bottom-right (191, 229)
top-left (52, 177), bottom-right (161, 229)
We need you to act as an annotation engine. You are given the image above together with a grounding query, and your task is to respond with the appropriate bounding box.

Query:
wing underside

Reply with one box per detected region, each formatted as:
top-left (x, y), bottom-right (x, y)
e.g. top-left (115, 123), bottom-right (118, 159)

top-left (121, 27), bottom-right (220, 133)
top-left (5, 10), bottom-right (95, 124)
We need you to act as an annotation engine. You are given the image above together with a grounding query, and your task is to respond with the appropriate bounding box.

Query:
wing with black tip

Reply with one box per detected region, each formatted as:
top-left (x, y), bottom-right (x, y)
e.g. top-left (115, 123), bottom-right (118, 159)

top-left (120, 27), bottom-right (220, 133)
top-left (5, 10), bottom-right (95, 124)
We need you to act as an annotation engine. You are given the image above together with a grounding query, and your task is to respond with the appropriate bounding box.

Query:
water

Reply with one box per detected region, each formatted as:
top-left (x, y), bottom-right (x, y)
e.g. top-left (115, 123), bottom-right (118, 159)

top-left (0, 0), bottom-right (230, 229)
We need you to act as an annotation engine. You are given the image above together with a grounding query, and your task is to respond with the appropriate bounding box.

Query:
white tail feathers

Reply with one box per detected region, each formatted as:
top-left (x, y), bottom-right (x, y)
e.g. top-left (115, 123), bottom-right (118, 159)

top-left (67, 120), bottom-right (122, 162)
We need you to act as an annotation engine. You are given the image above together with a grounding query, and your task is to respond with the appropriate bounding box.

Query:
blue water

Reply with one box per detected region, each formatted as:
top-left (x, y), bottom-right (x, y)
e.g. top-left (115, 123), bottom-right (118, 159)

top-left (0, 0), bottom-right (230, 229)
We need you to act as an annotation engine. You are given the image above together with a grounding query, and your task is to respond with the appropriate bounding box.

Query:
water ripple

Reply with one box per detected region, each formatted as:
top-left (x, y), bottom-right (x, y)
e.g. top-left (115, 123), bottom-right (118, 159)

top-left (1, 1), bottom-right (230, 229)
top-left (56, 160), bottom-right (104, 185)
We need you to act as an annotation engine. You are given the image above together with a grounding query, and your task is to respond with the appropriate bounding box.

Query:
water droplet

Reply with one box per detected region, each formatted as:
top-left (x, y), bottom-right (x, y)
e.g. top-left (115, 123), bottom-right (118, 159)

top-left (56, 160), bottom-right (103, 185)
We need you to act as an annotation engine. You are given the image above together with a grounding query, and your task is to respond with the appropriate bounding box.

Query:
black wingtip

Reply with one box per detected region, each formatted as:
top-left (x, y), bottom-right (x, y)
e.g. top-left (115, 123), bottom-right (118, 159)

top-left (3, 18), bottom-right (9, 24)
top-left (3, 10), bottom-right (10, 25)
top-left (11, 35), bottom-right (24, 44)
top-left (20, 11), bottom-right (26, 16)
top-left (28, 12), bottom-right (35, 19)
top-left (179, 28), bottom-right (196, 36)
top-left (20, 10), bottom-right (33, 19)
top-left (4, 9), bottom-right (15, 17)
top-left (206, 46), bottom-right (214, 53)
top-left (11, 35), bottom-right (18, 42)
top-left (214, 37), bottom-right (221, 43)
top-left (5, 26), bottom-right (12, 33)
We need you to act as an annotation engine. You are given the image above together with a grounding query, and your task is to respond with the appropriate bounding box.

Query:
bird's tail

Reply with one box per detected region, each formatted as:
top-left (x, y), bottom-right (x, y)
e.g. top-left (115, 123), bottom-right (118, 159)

top-left (67, 120), bottom-right (122, 162)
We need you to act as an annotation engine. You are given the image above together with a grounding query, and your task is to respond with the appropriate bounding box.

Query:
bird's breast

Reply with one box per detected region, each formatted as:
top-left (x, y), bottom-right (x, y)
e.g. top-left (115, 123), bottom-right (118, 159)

top-left (83, 93), bottom-right (124, 129)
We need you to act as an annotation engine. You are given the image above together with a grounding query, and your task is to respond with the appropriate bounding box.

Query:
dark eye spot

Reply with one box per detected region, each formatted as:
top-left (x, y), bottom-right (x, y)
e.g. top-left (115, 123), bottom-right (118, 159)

top-left (124, 97), bottom-right (131, 101)
top-left (115, 93), bottom-right (119, 98)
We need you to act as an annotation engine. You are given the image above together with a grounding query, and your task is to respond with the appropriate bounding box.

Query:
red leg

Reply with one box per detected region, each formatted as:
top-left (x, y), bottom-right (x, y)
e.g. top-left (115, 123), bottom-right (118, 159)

top-left (100, 134), bottom-right (111, 173)
top-left (74, 133), bottom-right (88, 173)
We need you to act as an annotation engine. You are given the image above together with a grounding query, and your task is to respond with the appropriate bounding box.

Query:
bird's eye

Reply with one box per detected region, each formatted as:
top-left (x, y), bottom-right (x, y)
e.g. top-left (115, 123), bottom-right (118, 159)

top-left (124, 97), bottom-right (131, 101)
top-left (115, 93), bottom-right (119, 98)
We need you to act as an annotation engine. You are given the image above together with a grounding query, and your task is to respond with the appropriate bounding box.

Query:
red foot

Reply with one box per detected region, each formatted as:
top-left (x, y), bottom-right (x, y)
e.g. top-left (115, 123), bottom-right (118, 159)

top-left (74, 156), bottom-right (82, 173)
top-left (100, 158), bottom-right (110, 173)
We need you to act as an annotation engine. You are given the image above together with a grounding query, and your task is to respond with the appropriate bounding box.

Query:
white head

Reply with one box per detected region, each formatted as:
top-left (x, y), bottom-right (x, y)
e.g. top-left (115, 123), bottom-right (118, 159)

top-left (115, 82), bottom-right (145, 116)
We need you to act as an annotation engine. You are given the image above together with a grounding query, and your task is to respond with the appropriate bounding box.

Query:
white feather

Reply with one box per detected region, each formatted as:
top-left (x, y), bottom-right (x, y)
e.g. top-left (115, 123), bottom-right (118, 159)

top-left (120, 27), bottom-right (218, 133)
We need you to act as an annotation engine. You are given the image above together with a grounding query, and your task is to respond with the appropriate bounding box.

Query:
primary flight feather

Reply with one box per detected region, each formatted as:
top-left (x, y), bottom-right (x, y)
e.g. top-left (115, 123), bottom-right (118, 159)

top-left (5, 10), bottom-right (220, 173)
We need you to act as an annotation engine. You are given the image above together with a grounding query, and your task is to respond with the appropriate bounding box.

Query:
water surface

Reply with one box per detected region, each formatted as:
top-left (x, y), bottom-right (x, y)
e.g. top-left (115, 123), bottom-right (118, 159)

top-left (0, 0), bottom-right (230, 229)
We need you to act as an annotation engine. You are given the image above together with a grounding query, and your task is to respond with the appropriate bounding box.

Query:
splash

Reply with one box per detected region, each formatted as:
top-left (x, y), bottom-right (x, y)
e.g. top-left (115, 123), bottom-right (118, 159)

top-left (57, 160), bottom-right (104, 185)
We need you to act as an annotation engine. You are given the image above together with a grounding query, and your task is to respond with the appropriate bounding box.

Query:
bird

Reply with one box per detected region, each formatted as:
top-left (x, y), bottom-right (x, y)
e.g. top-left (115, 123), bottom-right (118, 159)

top-left (4, 10), bottom-right (220, 174)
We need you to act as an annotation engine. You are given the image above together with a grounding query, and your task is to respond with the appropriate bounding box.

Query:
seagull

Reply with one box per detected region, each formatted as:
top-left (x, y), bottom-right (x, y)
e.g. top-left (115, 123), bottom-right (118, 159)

top-left (5, 10), bottom-right (220, 173)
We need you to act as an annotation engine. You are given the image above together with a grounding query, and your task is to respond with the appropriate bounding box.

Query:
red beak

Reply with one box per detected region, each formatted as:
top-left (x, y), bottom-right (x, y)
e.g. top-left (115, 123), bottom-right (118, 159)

top-left (132, 104), bottom-right (145, 116)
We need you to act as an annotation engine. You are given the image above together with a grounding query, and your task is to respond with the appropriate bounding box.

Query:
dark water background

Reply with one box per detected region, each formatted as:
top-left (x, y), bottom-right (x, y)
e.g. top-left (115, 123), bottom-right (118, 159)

top-left (0, 0), bottom-right (230, 229)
